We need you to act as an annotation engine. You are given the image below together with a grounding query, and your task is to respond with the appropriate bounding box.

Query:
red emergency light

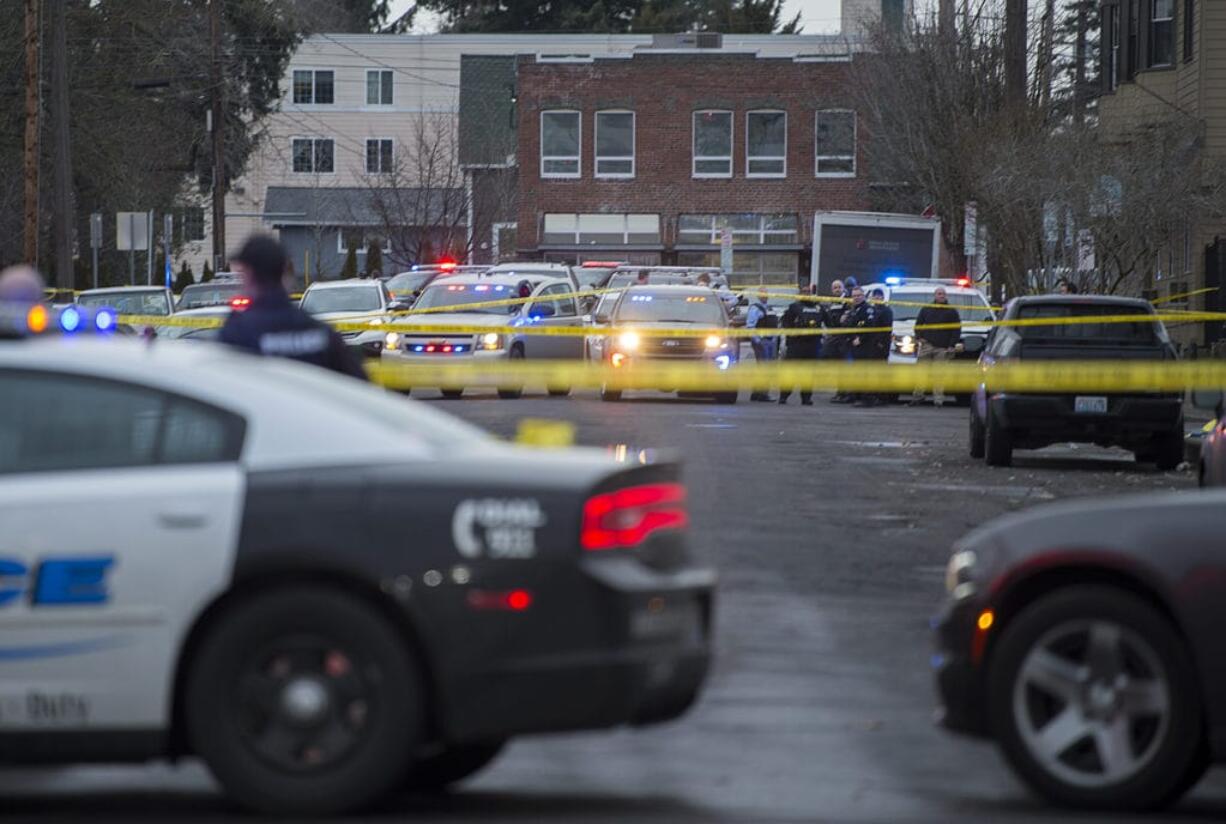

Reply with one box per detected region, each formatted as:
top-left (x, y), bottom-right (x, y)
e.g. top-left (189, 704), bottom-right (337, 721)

top-left (230, 296), bottom-right (252, 310)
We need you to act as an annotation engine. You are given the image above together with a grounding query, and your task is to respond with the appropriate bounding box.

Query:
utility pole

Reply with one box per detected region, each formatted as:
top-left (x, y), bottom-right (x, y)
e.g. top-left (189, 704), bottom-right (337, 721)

top-left (49, 0), bottom-right (73, 290)
top-left (1005, 0), bottom-right (1028, 109)
top-left (1038, 0), bottom-right (1056, 113)
top-left (23, 0), bottom-right (41, 266)
top-left (1074, 1), bottom-right (1089, 125)
top-left (209, 0), bottom-right (226, 272)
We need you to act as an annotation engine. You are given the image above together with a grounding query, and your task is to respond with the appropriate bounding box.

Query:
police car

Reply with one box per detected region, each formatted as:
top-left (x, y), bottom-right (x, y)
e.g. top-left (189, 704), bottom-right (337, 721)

top-left (863, 278), bottom-right (995, 364)
top-left (0, 337), bottom-right (715, 814)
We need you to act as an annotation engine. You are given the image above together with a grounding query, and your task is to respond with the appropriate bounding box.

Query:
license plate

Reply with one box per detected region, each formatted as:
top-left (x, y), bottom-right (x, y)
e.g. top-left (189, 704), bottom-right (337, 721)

top-left (630, 598), bottom-right (702, 642)
top-left (1075, 396), bottom-right (1108, 414)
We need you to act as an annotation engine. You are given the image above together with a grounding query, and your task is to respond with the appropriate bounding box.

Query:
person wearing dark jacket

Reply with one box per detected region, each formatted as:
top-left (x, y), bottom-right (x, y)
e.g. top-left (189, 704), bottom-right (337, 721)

top-left (909, 286), bottom-right (962, 407)
top-left (843, 286), bottom-right (890, 407)
top-left (219, 235), bottom-right (367, 380)
top-left (778, 287), bottom-right (824, 405)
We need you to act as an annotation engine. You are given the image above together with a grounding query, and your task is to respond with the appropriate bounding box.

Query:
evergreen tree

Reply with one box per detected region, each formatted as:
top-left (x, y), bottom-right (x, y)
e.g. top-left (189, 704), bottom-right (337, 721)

top-left (202, 261), bottom-right (214, 282)
top-left (365, 240), bottom-right (384, 278)
top-left (174, 261), bottom-right (195, 293)
top-left (341, 246), bottom-right (359, 279)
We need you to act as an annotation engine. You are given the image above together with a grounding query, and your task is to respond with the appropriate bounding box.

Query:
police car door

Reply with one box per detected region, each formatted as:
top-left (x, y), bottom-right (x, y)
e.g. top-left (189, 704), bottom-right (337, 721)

top-left (0, 368), bottom-right (244, 735)
top-left (539, 283), bottom-right (583, 359)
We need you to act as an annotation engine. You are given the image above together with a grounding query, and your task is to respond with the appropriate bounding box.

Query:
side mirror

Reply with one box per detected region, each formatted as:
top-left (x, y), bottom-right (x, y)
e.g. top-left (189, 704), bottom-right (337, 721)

top-left (1190, 388), bottom-right (1224, 412)
top-left (387, 299), bottom-right (411, 312)
top-left (594, 311), bottom-right (610, 324)
top-left (528, 303), bottom-right (556, 318)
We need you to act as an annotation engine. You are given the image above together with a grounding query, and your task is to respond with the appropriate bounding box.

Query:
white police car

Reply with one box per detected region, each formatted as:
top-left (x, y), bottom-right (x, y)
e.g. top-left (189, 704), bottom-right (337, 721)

top-left (864, 278), bottom-right (995, 364)
top-left (0, 336), bottom-right (714, 814)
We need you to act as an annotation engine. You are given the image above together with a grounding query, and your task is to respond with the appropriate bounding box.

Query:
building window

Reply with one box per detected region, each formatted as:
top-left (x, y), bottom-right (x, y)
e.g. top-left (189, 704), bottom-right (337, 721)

top-left (595, 110), bottom-right (635, 178)
top-left (366, 69), bottom-right (393, 106)
top-left (542, 214), bottom-right (660, 246)
top-left (1150, 0), bottom-right (1175, 66)
top-left (1104, 5), bottom-right (1121, 90)
top-left (181, 207), bottom-right (205, 242)
top-left (677, 214), bottom-right (799, 246)
top-left (816, 110), bottom-right (856, 176)
top-left (540, 110), bottom-right (580, 178)
top-left (746, 111), bottom-right (787, 178)
top-left (291, 138), bottom-right (334, 174)
top-left (1183, 0), bottom-right (1195, 61)
top-left (292, 70), bottom-right (334, 105)
top-left (676, 251), bottom-right (799, 281)
top-left (693, 110), bottom-right (733, 178)
top-left (366, 139), bottom-right (394, 174)
top-left (882, 0), bottom-right (905, 33)
top-left (338, 230), bottom-right (392, 255)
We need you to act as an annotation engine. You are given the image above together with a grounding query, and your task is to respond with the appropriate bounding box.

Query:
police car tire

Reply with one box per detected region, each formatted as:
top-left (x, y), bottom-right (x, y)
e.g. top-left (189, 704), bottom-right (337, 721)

top-left (498, 346), bottom-right (525, 399)
top-left (547, 387), bottom-right (571, 397)
top-left (406, 740), bottom-right (507, 791)
top-left (185, 587), bottom-right (423, 815)
top-left (600, 385), bottom-right (622, 402)
top-left (713, 392), bottom-right (738, 405)
top-left (441, 389), bottom-right (464, 399)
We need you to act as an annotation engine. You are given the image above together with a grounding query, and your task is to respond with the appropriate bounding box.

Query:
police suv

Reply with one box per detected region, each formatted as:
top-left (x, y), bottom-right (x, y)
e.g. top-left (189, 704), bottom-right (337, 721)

top-left (0, 336), bottom-right (715, 814)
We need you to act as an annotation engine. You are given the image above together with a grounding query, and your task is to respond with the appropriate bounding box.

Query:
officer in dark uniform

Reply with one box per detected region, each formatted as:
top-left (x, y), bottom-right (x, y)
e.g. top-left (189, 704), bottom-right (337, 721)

top-left (846, 286), bottom-right (894, 406)
top-left (219, 235), bottom-right (367, 380)
top-left (778, 286), bottom-right (824, 405)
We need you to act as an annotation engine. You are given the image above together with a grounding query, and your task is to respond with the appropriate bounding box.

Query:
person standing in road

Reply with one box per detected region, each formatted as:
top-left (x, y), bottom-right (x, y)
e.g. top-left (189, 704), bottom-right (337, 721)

top-left (220, 235), bottom-right (367, 380)
top-left (778, 286), bottom-right (823, 406)
top-left (746, 289), bottom-right (778, 402)
top-left (822, 279), bottom-right (855, 403)
top-left (908, 286), bottom-right (962, 407)
top-left (842, 286), bottom-right (882, 406)
top-left (858, 287), bottom-right (894, 407)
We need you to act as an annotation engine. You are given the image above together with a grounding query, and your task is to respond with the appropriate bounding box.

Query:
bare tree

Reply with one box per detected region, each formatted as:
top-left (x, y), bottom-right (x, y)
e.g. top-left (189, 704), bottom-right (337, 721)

top-left (358, 110), bottom-right (514, 269)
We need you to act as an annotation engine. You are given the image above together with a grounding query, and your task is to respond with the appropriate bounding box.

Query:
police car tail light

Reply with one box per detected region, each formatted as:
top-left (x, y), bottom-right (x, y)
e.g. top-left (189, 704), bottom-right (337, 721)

top-left (956, 277), bottom-right (971, 287)
top-left (230, 296), bottom-right (252, 310)
top-left (581, 483), bottom-right (688, 551)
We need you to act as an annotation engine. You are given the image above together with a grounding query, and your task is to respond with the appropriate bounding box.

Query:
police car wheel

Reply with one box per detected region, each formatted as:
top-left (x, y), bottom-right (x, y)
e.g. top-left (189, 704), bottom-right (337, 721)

top-left (406, 740), bottom-right (507, 792)
top-left (713, 392), bottom-right (738, 405)
top-left (185, 587), bottom-right (423, 815)
top-left (497, 346), bottom-right (525, 400)
top-left (440, 388), bottom-right (464, 399)
top-left (600, 385), bottom-right (622, 402)
top-left (547, 387), bottom-right (571, 397)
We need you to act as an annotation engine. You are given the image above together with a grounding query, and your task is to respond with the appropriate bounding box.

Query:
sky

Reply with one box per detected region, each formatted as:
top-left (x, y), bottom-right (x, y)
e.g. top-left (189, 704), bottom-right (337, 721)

top-left (386, 0), bottom-right (844, 34)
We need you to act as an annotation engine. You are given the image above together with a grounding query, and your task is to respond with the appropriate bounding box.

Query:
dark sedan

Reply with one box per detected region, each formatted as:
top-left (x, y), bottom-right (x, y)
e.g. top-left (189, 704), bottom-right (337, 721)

top-left (933, 490), bottom-right (1226, 810)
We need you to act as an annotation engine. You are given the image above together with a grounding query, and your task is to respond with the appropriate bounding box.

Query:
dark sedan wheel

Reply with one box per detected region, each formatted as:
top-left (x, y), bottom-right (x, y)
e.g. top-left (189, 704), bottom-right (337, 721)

top-left (1151, 429), bottom-right (1184, 472)
top-left (406, 740), bottom-right (507, 792)
top-left (988, 586), bottom-right (1206, 810)
top-left (186, 587), bottom-right (423, 815)
top-left (984, 407), bottom-right (1012, 467)
top-left (969, 408), bottom-right (986, 459)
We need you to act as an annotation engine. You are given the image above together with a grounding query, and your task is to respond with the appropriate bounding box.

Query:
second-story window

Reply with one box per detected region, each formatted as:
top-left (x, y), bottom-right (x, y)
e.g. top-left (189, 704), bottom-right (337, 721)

top-left (815, 110), bottom-right (856, 176)
top-left (292, 70), bottom-right (334, 105)
top-left (366, 139), bottom-right (394, 174)
top-left (540, 110), bottom-right (580, 178)
top-left (693, 110), bottom-right (732, 178)
top-left (1150, 0), bottom-right (1175, 66)
top-left (595, 111), bottom-right (634, 178)
top-left (292, 138), bottom-right (334, 174)
top-left (367, 69), bottom-right (393, 105)
top-left (746, 111), bottom-right (787, 177)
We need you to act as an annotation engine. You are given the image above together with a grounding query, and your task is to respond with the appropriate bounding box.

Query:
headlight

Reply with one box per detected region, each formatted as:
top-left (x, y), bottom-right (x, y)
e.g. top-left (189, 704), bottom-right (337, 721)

top-left (481, 332), bottom-right (502, 350)
top-left (618, 331), bottom-right (640, 350)
top-left (370, 318), bottom-right (384, 326)
top-left (704, 334), bottom-right (723, 349)
top-left (944, 550), bottom-right (977, 600)
top-left (384, 332), bottom-right (400, 350)
top-left (893, 334), bottom-right (916, 355)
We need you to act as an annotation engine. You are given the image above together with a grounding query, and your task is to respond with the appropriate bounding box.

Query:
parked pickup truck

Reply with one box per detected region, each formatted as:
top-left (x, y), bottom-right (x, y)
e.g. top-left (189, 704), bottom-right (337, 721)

top-left (969, 295), bottom-right (1182, 468)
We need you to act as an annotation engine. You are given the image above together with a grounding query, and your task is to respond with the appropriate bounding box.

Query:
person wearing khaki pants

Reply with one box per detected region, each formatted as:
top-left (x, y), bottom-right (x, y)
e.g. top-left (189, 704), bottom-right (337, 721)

top-left (908, 286), bottom-right (962, 407)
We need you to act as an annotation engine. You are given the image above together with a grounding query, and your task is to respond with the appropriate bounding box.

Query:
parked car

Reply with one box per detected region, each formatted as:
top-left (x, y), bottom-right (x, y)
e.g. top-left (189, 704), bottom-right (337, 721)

top-left (933, 488), bottom-right (1226, 809)
top-left (970, 295), bottom-right (1182, 468)
top-left (481, 262), bottom-right (580, 291)
top-left (177, 281), bottom-right (246, 310)
top-left (1193, 388), bottom-right (1226, 486)
top-left (299, 279), bottom-right (406, 359)
top-left (584, 273), bottom-right (701, 362)
top-left (381, 274), bottom-right (585, 398)
top-left (77, 285), bottom-right (175, 317)
top-left (861, 277), bottom-right (995, 365)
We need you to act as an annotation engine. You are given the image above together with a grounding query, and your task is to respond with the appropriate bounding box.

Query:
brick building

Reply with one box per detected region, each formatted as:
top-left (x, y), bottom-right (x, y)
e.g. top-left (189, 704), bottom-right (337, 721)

top-left (512, 43), bottom-right (871, 283)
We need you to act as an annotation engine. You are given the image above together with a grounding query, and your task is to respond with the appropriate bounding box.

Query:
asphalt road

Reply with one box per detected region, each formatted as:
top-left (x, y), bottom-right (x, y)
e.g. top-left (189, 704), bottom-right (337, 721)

top-left (6, 388), bottom-right (1224, 823)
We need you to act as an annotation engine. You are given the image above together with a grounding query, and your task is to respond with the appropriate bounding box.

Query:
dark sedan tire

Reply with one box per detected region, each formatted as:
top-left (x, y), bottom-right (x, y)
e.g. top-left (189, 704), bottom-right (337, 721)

top-left (713, 391), bottom-right (738, 405)
top-left (969, 408), bottom-right (986, 459)
top-left (987, 586), bottom-right (1206, 811)
top-left (405, 740), bottom-right (507, 792)
top-left (186, 587), bottom-right (424, 815)
top-left (1151, 429), bottom-right (1184, 472)
top-left (984, 407), bottom-right (1012, 467)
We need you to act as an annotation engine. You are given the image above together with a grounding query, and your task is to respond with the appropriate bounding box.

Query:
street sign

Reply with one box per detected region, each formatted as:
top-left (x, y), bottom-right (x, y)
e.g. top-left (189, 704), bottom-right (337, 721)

top-left (719, 228), bottom-right (733, 275)
top-left (116, 212), bottom-right (148, 251)
top-left (89, 213), bottom-right (102, 250)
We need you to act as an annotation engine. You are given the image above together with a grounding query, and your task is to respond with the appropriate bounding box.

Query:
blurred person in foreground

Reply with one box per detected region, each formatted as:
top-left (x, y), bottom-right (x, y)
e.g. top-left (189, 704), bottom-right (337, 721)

top-left (219, 235), bottom-right (366, 380)
top-left (778, 285), bottom-right (823, 406)
top-left (746, 288), bottom-right (778, 402)
top-left (0, 265), bottom-right (47, 340)
top-left (908, 286), bottom-right (962, 407)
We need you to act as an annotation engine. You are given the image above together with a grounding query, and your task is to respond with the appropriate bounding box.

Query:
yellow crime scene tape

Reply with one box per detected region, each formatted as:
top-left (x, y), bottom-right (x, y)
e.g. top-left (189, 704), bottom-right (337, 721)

top-left (365, 359), bottom-right (1226, 393)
